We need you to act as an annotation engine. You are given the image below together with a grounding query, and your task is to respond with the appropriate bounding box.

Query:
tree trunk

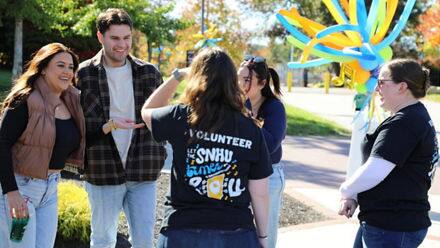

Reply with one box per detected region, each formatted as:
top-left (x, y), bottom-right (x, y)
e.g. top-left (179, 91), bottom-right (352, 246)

top-left (157, 48), bottom-right (162, 71)
top-left (147, 40), bottom-right (152, 62)
top-left (12, 17), bottom-right (23, 79)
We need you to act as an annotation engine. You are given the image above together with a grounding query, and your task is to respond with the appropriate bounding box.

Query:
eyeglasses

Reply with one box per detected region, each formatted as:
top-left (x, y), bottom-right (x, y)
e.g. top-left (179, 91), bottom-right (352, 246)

top-left (243, 55), bottom-right (266, 63)
top-left (377, 79), bottom-right (394, 87)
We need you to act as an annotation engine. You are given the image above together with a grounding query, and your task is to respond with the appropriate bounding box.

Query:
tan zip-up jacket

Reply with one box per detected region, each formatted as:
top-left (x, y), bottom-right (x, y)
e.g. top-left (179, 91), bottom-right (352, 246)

top-left (11, 77), bottom-right (85, 179)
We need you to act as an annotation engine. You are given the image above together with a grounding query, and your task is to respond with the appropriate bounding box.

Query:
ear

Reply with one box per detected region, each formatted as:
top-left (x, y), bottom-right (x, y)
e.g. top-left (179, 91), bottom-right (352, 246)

top-left (97, 31), bottom-right (104, 44)
top-left (398, 81), bottom-right (408, 94)
top-left (259, 79), bottom-right (267, 88)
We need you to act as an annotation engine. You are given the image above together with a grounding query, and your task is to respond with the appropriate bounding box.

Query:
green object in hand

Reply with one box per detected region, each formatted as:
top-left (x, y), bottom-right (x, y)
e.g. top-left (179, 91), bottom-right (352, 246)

top-left (10, 217), bottom-right (29, 242)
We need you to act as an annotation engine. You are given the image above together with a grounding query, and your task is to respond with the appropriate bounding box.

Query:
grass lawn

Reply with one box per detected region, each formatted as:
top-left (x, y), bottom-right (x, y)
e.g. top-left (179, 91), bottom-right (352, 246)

top-left (286, 104), bottom-right (350, 136)
top-left (173, 80), bottom-right (350, 137)
top-left (426, 93), bottom-right (440, 103)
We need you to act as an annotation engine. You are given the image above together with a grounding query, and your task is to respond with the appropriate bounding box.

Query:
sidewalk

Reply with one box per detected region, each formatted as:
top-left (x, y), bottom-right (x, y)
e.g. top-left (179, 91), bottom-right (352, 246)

top-left (276, 87), bottom-right (440, 247)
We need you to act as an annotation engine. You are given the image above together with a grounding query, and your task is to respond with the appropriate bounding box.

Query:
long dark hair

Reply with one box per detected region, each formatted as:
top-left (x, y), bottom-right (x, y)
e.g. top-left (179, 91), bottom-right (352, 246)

top-left (179, 48), bottom-right (248, 132)
top-left (1, 43), bottom-right (79, 115)
top-left (245, 58), bottom-right (281, 99)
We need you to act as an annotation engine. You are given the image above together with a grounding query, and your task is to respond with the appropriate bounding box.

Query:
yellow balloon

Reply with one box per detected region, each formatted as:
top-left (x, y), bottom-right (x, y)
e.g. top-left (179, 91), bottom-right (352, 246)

top-left (371, 0), bottom-right (398, 44)
top-left (287, 36), bottom-right (353, 63)
top-left (322, 0), bottom-right (362, 45)
top-left (282, 8), bottom-right (356, 48)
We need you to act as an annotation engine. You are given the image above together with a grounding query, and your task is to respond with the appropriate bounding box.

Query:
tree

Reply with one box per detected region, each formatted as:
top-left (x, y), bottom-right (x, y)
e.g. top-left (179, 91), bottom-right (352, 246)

top-left (66, 0), bottom-right (187, 66)
top-left (168, 0), bottom-right (251, 69)
top-left (0, 0), bottom-right (66, 78)
top-left (417, 1), bottom-right (439, 67)
top-left (138, 4), bottom-right (189, 63)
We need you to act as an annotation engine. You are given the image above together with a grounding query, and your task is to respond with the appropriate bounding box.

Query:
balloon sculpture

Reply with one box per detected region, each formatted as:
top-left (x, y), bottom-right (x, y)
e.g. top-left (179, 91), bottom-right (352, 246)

top-left (194, 26), bottom-right (223, 49)
top-left (277, 0), bottom-right (415, 100)
top-left (277, 0), bottom-right (416, 176)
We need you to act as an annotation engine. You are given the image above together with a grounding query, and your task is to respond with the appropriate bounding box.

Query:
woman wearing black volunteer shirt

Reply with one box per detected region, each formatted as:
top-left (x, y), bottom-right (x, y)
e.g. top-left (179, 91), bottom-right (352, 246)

top-left (142, 48), bottom-right (272, 248)
top-left (339, 59), bottom-right (439, 248)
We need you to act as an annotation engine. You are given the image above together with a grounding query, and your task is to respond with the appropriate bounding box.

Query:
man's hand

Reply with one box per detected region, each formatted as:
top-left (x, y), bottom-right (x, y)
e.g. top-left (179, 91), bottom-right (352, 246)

top-left (338, 198), bottom-right (358, 218)
top-left (113, 118), bottom-right (145, 129)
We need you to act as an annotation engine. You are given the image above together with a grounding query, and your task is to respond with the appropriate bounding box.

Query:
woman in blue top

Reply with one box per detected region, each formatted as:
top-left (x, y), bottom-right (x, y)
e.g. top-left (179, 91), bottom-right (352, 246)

top-left (238, 56), bottom-right (287, 248)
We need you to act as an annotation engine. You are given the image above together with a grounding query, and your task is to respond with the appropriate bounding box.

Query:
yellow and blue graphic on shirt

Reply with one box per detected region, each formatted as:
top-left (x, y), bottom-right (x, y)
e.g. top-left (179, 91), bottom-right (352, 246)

top-left (185, 129), bottom-right (253, 202)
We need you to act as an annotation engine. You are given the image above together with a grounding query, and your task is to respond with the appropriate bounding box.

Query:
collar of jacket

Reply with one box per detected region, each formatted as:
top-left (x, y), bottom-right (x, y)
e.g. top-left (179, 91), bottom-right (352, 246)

top-left (34, 76), bottom-right (63, 114)
top-left (35, 76), bottom-right (81, 112)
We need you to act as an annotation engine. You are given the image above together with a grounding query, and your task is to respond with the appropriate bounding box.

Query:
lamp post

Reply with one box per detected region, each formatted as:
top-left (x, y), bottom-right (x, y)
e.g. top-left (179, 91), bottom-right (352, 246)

top-left (201, 0), bottom-right (205, 34)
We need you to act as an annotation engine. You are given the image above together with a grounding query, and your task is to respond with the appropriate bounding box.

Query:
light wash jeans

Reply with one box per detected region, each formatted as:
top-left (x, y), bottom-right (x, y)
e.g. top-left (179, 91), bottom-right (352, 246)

top-left (0, 173), bottom-right (60, 248)
top-left (268, 162), bottom-right (285, 248)
top-left (85, 181), bottom-right (157, 248)
top-left (354, 221), bottom-right (428, 248)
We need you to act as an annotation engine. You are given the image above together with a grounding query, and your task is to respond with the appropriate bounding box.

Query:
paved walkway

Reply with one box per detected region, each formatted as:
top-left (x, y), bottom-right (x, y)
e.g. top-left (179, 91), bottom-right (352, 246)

top-left (277, 87), bottom-right (440, 247)
top-left (161, 87), bottom-right (440, 247)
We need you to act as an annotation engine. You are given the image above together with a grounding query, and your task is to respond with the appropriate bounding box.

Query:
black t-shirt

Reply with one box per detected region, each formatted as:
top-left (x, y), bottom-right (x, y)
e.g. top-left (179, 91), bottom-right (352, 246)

top-left (151, 104), bottom-right (273, 231)
top-left (359, 102), bottom-right (439, 231)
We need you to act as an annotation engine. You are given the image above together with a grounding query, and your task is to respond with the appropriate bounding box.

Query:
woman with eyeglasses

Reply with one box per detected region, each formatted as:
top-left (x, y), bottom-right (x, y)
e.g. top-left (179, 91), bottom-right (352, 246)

top-left (237, 55), bottom-right (286, 248)
top-left (141, 48), bottom-right (272, 248)
top-left (339, 59), bottom-right (438, 248)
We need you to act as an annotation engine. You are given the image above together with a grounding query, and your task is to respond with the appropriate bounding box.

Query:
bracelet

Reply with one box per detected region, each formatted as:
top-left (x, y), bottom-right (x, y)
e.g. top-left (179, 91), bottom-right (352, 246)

top-left (258, 235), bottom-right (268, 239)
top-left (108, 119), bottom-right (117, 131)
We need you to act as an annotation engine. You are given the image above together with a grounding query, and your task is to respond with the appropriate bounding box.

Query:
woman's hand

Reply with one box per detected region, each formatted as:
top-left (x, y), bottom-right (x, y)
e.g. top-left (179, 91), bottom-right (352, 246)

top-left (338, 198), bottom-right (358, 218)
top-left (178, 67), bottom-right (190, 79)
top-left (6, 190), bottom-right (28, 218)
top-left (258, 236), bottom-right (268, 248)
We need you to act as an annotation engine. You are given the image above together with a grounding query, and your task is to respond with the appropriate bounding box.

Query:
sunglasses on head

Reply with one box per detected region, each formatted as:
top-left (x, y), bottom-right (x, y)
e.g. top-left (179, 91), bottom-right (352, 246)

top-left (244, 55), bottom-right (266, 63)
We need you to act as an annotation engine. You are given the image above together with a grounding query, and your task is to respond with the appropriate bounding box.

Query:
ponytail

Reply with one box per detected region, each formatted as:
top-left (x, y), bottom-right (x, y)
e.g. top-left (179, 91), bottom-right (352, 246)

top-left (261, 67), bottom-right (282, 99)
top-left (422, 67), bottom-right (431, 95)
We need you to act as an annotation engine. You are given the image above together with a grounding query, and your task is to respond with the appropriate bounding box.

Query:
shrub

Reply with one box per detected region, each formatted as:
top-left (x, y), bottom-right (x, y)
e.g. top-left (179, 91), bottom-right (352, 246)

top-left (57, 181), bottom-right (91, 244)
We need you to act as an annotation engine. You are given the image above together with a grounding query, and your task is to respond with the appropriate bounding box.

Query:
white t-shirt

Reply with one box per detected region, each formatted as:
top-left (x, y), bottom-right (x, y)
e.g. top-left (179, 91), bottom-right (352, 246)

top-left (104, 60), bottom-right (134, 168)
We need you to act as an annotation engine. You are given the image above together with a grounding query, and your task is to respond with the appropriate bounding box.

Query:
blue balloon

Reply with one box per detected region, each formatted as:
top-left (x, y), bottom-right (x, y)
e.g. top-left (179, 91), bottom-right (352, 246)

top-left (328, 0), bottom-right (349, 23)
top-left (375, 0), bottom-right (416, 50)
top-left (365, 0), bottom-right (380, 34)
top-left (287, 58), bottom-right (332, 69)
top-left (356, 0), bottom-right (368, 29)
top-left (276, 14), bottom-right (364, 60)
top-left (316, 24), bottom-right (360, 39)
top-left (365, 77), bottom-right (378, 93)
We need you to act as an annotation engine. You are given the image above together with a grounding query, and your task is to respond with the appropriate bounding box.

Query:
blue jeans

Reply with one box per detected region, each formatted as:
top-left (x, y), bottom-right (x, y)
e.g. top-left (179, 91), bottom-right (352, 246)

top-left (0, 173), bottom-right (60, 248)
top-left (156, 228), bottom-right (260, 248)
top-left (354, 221), bottom-right (428, 248)
top-left (268, 162), bottom-right (285, 248)
top-left (85, 181), bottom-right (156, 248)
